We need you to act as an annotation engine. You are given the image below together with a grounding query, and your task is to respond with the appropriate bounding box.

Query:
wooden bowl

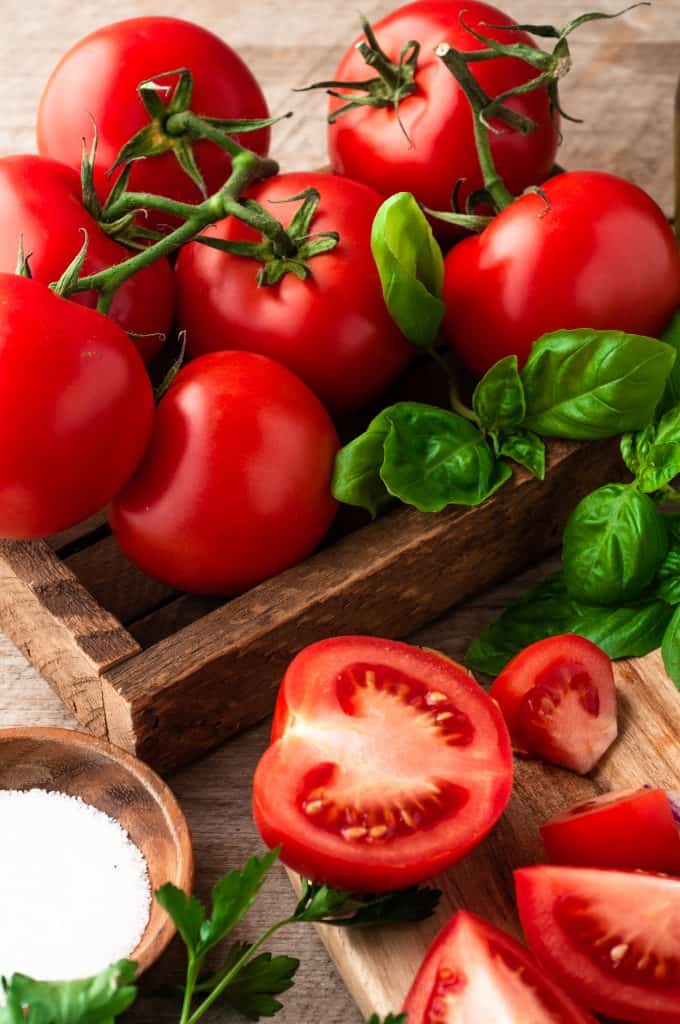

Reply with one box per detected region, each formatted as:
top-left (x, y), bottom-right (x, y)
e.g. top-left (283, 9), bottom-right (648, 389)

top-left (0, 726), bottom-right (193, 973)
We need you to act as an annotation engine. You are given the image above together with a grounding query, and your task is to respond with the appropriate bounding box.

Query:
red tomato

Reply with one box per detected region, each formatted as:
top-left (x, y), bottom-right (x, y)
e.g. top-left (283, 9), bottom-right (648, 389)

top-left (0, 274), bottom-right (154, 539)
top-left (403, 910), bottom-right (596, 1024)
top-left (489, 635), bottom-right (618, 775)
top-left (0, 155), bottom-right (174, 362)
top-left (516, 865), bottom-right (680, 1024)
top-left (542, 789), bottom-right (680, 875)
top-left (253, 636), bottom-right (513, 892)
top-left (37, 17), bottom-right (270, 221)
top-left (176, 172), bottom-right (414, 414)
top-left (327, 1), bottom-right (558, 225)
top-left (443, 171), bottom-right (680, 377)
top-left (109, 351), bottom-right (338, 595)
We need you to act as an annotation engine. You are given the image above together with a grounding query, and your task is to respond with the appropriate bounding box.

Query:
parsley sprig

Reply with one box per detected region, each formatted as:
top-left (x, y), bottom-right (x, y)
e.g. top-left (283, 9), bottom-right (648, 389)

top-left (1, 849), bottom-right (433, 1024)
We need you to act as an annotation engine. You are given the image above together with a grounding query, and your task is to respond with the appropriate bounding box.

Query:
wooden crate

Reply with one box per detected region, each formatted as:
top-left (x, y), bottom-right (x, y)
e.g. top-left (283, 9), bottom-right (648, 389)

top-left (0, 435), bottom-right (624, 773)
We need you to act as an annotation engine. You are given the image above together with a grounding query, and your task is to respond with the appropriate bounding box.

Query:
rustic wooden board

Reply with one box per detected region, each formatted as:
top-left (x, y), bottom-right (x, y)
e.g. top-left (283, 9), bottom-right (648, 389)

top-left (305, 649), bottom-right (680, 1019)
top-left (0, 540), bottom-right (140, 736)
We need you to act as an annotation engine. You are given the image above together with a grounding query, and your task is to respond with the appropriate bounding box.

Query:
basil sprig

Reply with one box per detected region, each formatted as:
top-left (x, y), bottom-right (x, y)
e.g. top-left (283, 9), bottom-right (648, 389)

top-left (333, 327), bottom-right (675, 516)
top-left (332, 402), bottom-right (510, 515)
top-left (466, 574), bottom-right (672, 677)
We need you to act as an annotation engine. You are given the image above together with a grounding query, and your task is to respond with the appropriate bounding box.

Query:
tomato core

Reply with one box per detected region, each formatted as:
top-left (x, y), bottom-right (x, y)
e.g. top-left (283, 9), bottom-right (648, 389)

top-left (296, 662), bottom-right (475, 846)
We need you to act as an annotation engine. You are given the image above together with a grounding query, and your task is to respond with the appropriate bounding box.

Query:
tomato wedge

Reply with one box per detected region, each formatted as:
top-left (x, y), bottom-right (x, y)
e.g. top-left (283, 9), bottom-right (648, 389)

top-left (403, 910), bottom-right (596, 1024)
top-left (253, 637), bottom-right (513, 892)
top-left (489, 635), bottom-right (618, 774)
top-left (516, 865), bottom-right (680, 1024)
top-left (542, 789), bottom-right (680, 875)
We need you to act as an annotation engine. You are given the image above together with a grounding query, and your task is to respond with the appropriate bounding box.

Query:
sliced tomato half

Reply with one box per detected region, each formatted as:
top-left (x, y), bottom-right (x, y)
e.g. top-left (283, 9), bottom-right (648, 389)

top-left (542, 788), bottom-right (680, 875)
top-left (489, 635), bottom-right (618, 774)
top-left (516, 865), bottom-right (680, 1024)
top-left (253, 637), bottom-right (513, 892)
top-left (403, 910), bottom-right (596, 1023)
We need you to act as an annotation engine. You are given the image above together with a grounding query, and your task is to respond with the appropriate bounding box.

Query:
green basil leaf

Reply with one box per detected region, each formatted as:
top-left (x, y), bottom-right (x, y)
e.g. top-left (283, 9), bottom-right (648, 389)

top-left (521, 329), bottom-right (677, 440)
top-left (378, 402), bottom-right (511, 512)
top-left (371, 192), bottom-right (445, 349)
top-left (659, 309), bottom-right (680, 415)
top-left (621, 405), bottom-right (680, 493)
top-left (657, 514), bottom-right (680, 605)
top-left (472, 355), bottom-right (526, 433)
top-left (563, 484), bottom-right (668, 606)
top-left (332, 414), bottom-right (392, 518)
top-left (662, 605), bottom-right (680, 687)
top-left (465, 573), bottom-right (672, 676)
top-left (497, 429), bottom-right (546, 480)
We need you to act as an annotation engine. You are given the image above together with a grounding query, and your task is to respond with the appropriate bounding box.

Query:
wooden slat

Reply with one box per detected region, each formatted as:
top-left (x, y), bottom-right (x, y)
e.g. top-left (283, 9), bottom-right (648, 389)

top-left (101, 439), bottom-right (624, 771)
top-left (46, 510), bottom-right (109, 552)
top-left (309, 651), bottom-right (680, 1019)
top-left (64, 536), bottom-right (176, 624)
top-left (0, 540), bottom-right (140, 736)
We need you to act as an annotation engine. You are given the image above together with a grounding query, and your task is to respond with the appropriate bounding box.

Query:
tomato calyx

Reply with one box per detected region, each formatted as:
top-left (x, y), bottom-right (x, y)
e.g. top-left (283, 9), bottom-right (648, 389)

top-left (198, 187), bottom-right (341, 287)
top-left (299, 17), bottom-right (420, 142)
top-left (102, 67), bottom-right (284, 202)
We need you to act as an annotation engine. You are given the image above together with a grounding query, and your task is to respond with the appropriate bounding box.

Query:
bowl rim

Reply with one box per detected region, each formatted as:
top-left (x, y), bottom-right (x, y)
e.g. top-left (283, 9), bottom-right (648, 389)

top-left (0, 725), bottom-right (194, 974)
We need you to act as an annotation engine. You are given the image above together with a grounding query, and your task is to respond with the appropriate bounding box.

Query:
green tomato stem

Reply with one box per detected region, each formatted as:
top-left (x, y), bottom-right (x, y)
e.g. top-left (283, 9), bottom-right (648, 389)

top-left (56, 148), bottom-right (279, 307)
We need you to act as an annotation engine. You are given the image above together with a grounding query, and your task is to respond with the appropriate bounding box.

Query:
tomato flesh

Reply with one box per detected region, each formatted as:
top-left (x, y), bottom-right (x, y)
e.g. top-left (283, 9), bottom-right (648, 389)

top-left (542, 789), bottom-right (680, 875)
top-left (489, 635), bottom-right (618, 774)
top-left (517, 865), bottom-right (680, 1023)
top-left (254, 637), bottom-right (513, 892)
top-left (403, 910), bottom-right (596, 1023)
top-left (443, 171), bottom-right (680, 377)
top-left (0, 155), bottom-right (174, 361)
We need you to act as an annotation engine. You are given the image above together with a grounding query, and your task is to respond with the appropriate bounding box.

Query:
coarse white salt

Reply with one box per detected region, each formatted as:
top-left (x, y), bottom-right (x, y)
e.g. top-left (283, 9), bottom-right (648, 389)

top-left (0, 788), bottom-right (151, 981)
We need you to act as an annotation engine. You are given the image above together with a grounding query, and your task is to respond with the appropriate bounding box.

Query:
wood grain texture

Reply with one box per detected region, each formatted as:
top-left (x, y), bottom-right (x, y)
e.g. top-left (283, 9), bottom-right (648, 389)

top-left (0, 541), bottom-right (139, 735)
top-left (1, 1), bottom-right (679, 1022)
top-left (101, 440), bottom-right (623, 772)
top-left (0, 727), bottom-right (193, 974)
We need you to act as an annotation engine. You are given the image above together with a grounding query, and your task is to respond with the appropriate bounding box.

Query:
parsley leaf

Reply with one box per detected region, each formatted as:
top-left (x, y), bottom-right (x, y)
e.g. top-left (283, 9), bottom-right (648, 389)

top-left (197, 849), bottom-right (280, 955)
top-left (294, 879), bottom-right (440, 926)
top-left (220, 949), bottom-right (299, 1020)
top-left (0, 962), bottom-right (137, 1024)
top-left (366, 1015), bottom-right (408, 1024)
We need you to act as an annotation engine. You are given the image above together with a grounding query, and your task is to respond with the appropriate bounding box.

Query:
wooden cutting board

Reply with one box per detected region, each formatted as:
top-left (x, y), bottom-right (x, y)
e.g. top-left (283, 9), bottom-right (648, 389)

top-left (298, 649), bottom-right (680, 1018)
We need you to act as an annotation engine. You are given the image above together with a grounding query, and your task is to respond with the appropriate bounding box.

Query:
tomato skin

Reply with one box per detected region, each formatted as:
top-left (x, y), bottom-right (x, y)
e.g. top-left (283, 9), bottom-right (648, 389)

top-left (177, 172), bottom-right (414, 414)
top-left (443, 171), bottom-right (680, 378)
top-left (328, 1), bottom-right (559, 226)
top-left (0, 155), bottom-right (174, 362)
top-left (109, 351), bottom-right (339, 595)
top-left (254, 636), bottom-right (513, 892)
top-left (0, 274), bottom-right (154, 539)
top-left (404, 910), bottom-right (597, 1024)
top-left (37, 17), bottom-right (270, 219)
top-left (516, 865), bottom-right (680, 1024)
top-left (542, 789), bottom-right (680, 875)
top-left (489, 634), bottom-right (617, 775)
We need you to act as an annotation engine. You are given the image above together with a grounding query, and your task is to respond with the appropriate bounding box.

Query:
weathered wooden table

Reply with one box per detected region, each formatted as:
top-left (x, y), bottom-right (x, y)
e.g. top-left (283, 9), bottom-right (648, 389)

top-left (0, 1), bottom-right (677, 1020)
